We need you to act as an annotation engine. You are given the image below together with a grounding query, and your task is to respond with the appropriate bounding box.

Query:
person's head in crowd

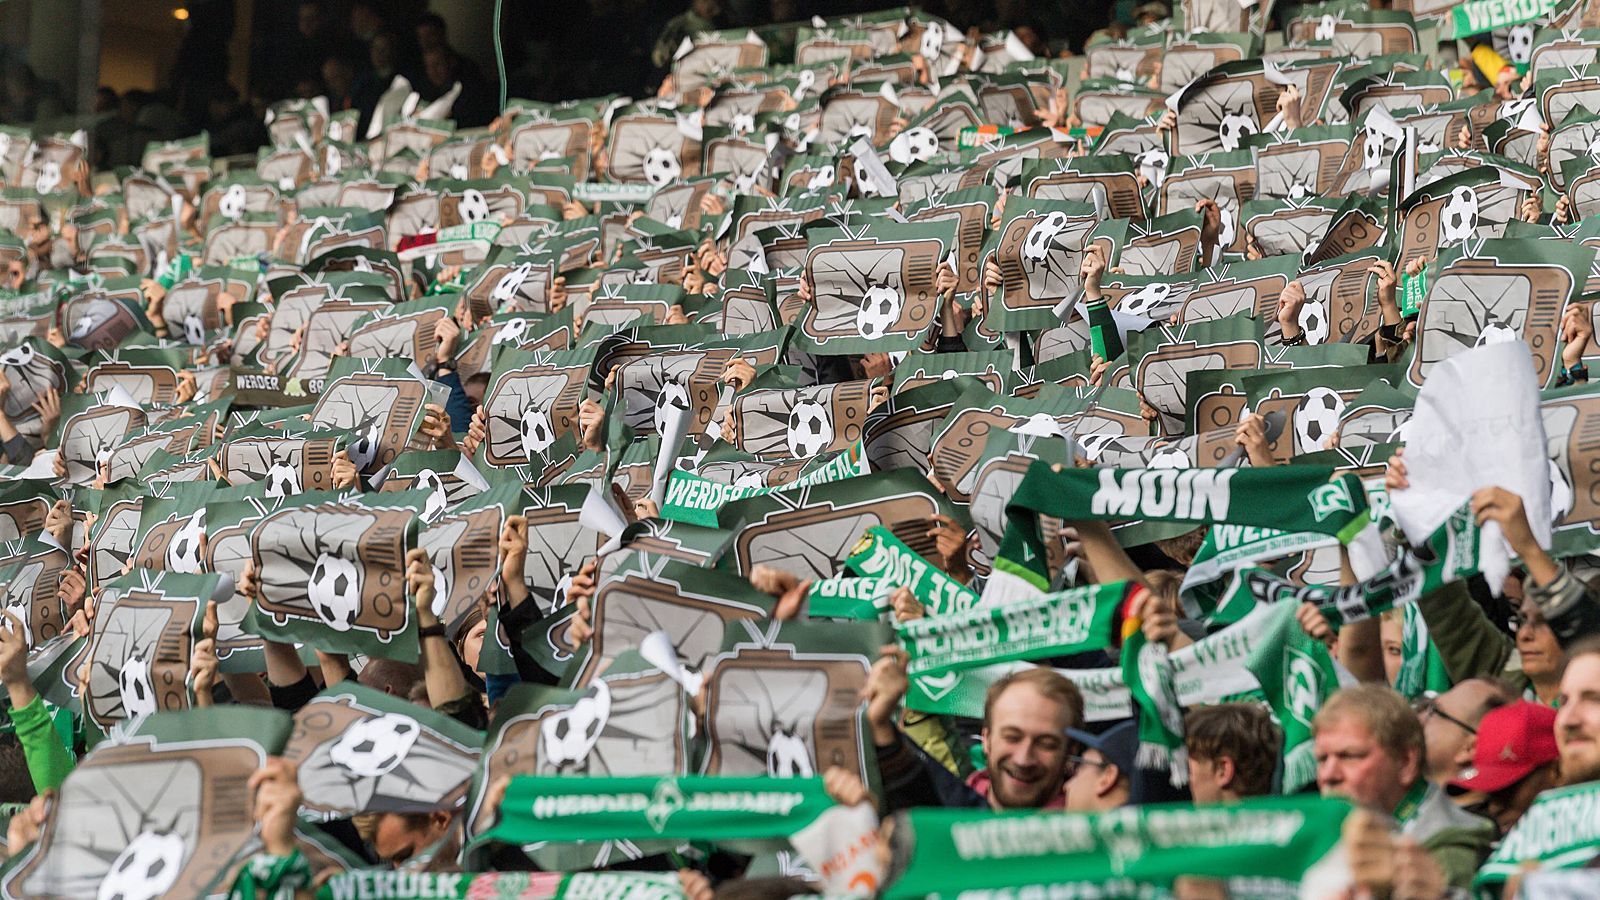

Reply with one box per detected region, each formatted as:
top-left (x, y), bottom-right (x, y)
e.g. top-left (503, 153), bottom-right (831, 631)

top-left (323, 56), bottom-right (357, 101)
top-left (1062, 721), bottom-right (1137, 812)
top-left (417, 14), bottom-right (449, 55)
top-left (1557, 638), bottom-right (1600, 785)
top-left (1452, 701), bottom-right (1560, 834)
top-left (1313, 685), bottom-right (1424, 813)
top-left (1380, 610), bottom-right (1405, 687)
top-left (1514, 599), bottom-right (1568, 699)
top-left (370, 31), bottom-right (400, 77)
top-left (294, 76), bottom-right (326, 100)
top-left (1133, 1), bottom-right (1170, 24)
top-left (979, 667), bottom-right (1083, 809)
top-left (424, 47), bottom-right (461, 91)
top-left (1185, 703), bottom-right (1281, 803)
top-left (93, 86), bottom-right (118, 115)
top-left (298, 0), bottom-right (328, 39)
top-left (359, 658), bottom-right (426, 700)
top-left (372, 810), bottom-right (455, 866)
top-left (1154, 527), bottom-right (1206, 567)
top-left (1416, 678), bottom-right (1514, 784)
top-left (692, 0), bottom-right (723, 22)
top-left (350, 0), bottom-right (384, 43)
top-left (1009, 21), bottom-right (1049, 57)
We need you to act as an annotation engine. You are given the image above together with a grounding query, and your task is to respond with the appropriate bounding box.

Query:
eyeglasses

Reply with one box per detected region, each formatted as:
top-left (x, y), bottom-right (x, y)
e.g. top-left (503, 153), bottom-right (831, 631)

top-left (1065, 754), bottom-right (1108, 771)
top-left (1412, 696), bottom-right (1476, 735)
top-left (1507, 611), bottom-right (1549, 631)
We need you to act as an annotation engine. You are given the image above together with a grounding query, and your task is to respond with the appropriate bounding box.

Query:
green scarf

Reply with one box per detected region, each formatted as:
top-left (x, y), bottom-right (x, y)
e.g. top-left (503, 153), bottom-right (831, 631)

top-left (884, 796), bottom-right (1355, 898)
top-left (805, 576), bottom-right (893, 620)
top-left (314, 871), bottom-right (684, 899)
top-left (1211, 502), bottom-right (1483, 631)
top-left (993, 463), bottom-right (1370, 596)
top-left (848, 525), bottom-right (980, 617)
top-left (478, 775), bottom-right (833, 847)
top-left (1395, 602), bottom-right (1453, 699)
top-left (1121, 615), bottom-right (1188, 787)
top-left (660, 442), bottom-right (868, 527)
top-left (896, 581), bottom-right (1128, 676)
top-left (228, 851), bottom-right (311, 900)
top-left (905, 598), bottom-right (1282, 721)
top-left (1244, 600), bottom-right (1342, 793)
top-left (1179, 525), bottom-right (1338, 620)
top-left (1474, 781), bottom-right (1600, 889)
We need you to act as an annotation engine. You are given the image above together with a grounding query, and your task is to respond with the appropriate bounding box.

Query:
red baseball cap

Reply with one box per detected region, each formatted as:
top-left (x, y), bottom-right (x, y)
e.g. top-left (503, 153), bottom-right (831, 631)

top-left (1451, 701), bottom-right (1559, 794)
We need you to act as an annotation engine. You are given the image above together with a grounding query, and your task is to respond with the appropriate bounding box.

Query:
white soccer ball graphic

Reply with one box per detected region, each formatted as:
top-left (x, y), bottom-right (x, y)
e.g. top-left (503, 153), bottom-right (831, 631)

top-left (643, 148), bottom-right (682, 187)
top-left (1294, 387), bottom-right (1346, 455)
top-left (492, 317), bottom-right (529, 346)
top-left (1505, 25), bottom-right (1535, 64)
top-left (1217, 114), bottom-right (1257, 152)
top-left (654, 379), bottom-right (691, 435)
top-left (97, 829), bottom-right (186, 900)
top-left (264, 460), bottom-right (301, 499)
top-left (1315, 14), bottom-right (1337, 41)
top-left (415, 468), bottom-right (448, 522)
top-left (491, 263), bottom-right (533, 306)
top-left (1149, 445), bottom-right (1190, 468)
top-left (519, 406), bottom-right (556, 459)
top-left (1439, 186), bottom-right (1480, 245)
top-left (218, 183), bottom-right (247, 220)
top-left (806, 164), bottom-right (836, 190)
top-left (448, 162), bottom-right (469, 180)
top-left (541, 681), bottom-right (611, 770)
top-left (119, 654), bottom-right (158, 718)
top-left (787, 399), bottom-right (834, 457)
top-left (889, 126), bottom-right (940, 165)
top-left (71, 310), bottom-right (98, 340)
top-left (181, 312), bottom-right (206, 345)
top-left (35, 160), bottom-right (60, 195)
top-left (1298, 300), bottom-right (1329, 345)
top-left (1075, 432), bottom-right (1119, 463)
top-left (0, 343), bottom-right (36, 368)
top-left (165, 510), bottom-right (206, 575)
top-left (2, 594), bottom-right (31, 647)
top-left (1135, 147), bottom-right (1170, 186)
top-left (1362, 129), bottom-right (1386, 170)
top-left (766, 728), bottom-right (814, 777)
top-left (307, 552), bottom-right (361, 632)
top-left (920, 21), bottom-right (945, 61)
top-left (346, 418), bottom-right (385, 472)
top-left (329, 712), bottom-right (421, 778)
top-left (1118, 283), bottom-right (1171, 318)
top-left (458, 188), bottom-right (491, 223)
top-left (855, 284), bottom-right (903, 339)
top-left (1023, 211), bottom-right (1069, 263)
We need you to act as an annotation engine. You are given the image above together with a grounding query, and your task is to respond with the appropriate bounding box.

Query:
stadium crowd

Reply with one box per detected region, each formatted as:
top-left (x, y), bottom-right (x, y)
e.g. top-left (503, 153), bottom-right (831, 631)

top-left (0, 1), bottom-right (1597, 898)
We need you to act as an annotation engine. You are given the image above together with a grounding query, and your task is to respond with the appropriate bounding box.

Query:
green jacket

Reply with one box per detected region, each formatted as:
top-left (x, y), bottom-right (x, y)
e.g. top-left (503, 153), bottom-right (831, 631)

top-left (1415, 581), bottom-right (1530, 694)
top-left (1405, 781), bottom-right (1495, 889)
top-left (12, 695), bottom-right (74, 792)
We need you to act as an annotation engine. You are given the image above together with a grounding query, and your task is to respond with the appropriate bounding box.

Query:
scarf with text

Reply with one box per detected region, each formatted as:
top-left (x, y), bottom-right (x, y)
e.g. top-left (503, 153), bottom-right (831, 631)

top-left (884, 796), bottom-right (1355, 899)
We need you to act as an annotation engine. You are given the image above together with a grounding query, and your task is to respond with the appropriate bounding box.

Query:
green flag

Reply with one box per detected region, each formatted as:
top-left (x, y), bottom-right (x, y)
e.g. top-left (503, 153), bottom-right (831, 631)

top-left (1245, 600), bottom-right (1341, 793)
top-left (847, 525), bottom-right (980, 616)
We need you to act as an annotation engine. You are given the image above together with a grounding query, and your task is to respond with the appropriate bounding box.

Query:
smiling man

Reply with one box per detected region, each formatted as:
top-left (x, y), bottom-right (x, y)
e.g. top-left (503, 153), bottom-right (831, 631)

top-left (867, 658), bottom-right (1083, 812)
top-left (1556, 639), bottom-right (1600, 787)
